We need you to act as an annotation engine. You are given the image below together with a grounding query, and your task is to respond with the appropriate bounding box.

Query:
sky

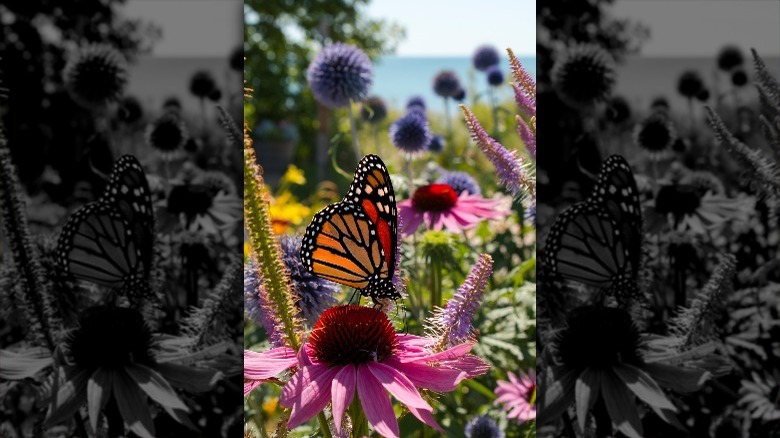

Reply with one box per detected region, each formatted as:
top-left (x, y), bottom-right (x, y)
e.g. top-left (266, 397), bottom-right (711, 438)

top-left (611, 0), bottom-right (780, 57)
top-left (122, 0), bottom-right (242, 57)
top-left (364, 0), bottom-right (536, 57)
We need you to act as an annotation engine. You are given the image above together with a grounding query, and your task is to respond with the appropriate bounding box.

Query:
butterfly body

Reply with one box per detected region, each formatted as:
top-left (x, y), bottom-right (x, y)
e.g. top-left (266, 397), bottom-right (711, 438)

top-left (301, 154), bottom-right (400, 305)
top-left (543, 155), bottom-right (643, 299)
top-left (57, 155), bottom-right (155, 299)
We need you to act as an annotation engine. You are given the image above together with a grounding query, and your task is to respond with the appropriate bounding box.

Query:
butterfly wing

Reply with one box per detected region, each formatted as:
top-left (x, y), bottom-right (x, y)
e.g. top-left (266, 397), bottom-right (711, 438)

top-left (301, 203), bottom-right (388, 289)
top-left (57, 155), bottom-right (154, 289)
top-left (543, 155), bottom-right (642, 291)
top-left (343, 154), bottom-right (397, 277)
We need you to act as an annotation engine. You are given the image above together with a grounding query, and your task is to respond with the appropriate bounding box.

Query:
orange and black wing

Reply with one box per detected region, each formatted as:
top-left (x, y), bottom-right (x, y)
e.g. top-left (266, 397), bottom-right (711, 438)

top-left (300, 202), bottom-right (389, 288)
top-left (343, 154), bottom-right (397, 276)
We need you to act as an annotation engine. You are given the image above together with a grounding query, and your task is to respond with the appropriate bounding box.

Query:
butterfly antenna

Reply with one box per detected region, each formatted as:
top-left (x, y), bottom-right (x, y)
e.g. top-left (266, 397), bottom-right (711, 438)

top-left (576, 154), bottom-right (599, 183)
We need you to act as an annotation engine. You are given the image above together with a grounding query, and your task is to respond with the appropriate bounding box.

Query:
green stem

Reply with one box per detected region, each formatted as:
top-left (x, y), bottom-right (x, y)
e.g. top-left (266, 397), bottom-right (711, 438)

top-left (348, 100), bottom-right (361, 160)
top-left (463, 379), bottom-right (496, 400)
top-left (317, 411), bottom-right (333, 438)
top-left (444, 96), bottom-right (452, 139)
top-left (348, 394), bottom-right (369, 437)
top-left (430, 258), bottom-right (443, 310)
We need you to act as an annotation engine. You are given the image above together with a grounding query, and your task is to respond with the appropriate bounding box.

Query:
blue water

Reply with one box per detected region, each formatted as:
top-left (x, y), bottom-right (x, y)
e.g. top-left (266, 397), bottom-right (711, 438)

top-left (371, 56), bottom-right (537, 115)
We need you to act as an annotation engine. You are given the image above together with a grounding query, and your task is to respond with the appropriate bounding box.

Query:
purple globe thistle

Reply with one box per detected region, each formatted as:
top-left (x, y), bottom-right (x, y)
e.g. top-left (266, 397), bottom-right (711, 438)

top-left (551, 44), bottom-right (616, 109)
top-left (359, 96), bottom-right (388, 124)
top-left (525, 202), bottom-right (536, 227)
top-left (406, 95), bottom-right (426, 111)
top-left (307, 43), bottom-right (373, 108)
top-left (244, 260), bottom-right (285, 347)
top-left (63, 44), bottom-right (127, 110)
top-left (426, 134), bottom-right (445, 153)
top-left (486, 66), bottom-right (504, 87)
top-left (472, 45), bottom-right (500, 72)
top-left (465, 415), bottom-right (504, 438)
top-left (279, 235), bottom-right (339, 325)
top-left (437, 171), bottom-right (481, 196)
top-left (389, 110), bottom-right (432, 153)
top-left (433, 70), bottom-right (461, 98)
top-left (453, 88), bottom-right (467, 102)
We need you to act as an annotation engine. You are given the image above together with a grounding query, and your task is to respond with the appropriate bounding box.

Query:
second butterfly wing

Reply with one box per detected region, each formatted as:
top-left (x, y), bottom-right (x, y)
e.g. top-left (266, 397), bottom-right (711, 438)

top-left (57, 155), bottom-right (154, 292)
top-left (542, 155), bottom-right (643, 294)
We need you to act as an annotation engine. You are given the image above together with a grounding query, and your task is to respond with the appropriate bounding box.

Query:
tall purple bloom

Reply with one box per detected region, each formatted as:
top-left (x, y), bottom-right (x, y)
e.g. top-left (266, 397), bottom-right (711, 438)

top-left (307, 43), bottom-right (373, 108)
top-left (279, 235), bottom-right (339, 325)
top-left (462, 106), bottom-right (534, 198)
top-left (516, 115), bottom-right (536, 159)
top-left (390, 110), bottom-right (432, 153)
top-left (472, 45), bottom-right (500, 71)
top-left (433, 70), bottom-right (461, 98)
top-left (430, 254), bottom-right (494, 348)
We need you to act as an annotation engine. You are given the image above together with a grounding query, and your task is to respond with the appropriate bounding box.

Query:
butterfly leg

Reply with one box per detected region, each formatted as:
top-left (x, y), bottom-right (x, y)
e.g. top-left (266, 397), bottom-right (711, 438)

top-left (348, 288), bottom-right (361, 305)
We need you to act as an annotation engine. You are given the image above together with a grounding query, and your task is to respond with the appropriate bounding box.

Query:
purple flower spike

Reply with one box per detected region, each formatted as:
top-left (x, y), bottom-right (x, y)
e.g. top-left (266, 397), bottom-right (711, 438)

top-left (432, 254), bottom-right (494, 347)
top-left (461, 106), bottom-right (535, 198)
top-left (307, 43), bottom-right (373, 108)
top-left (517, 115), bottom-right (536, 159)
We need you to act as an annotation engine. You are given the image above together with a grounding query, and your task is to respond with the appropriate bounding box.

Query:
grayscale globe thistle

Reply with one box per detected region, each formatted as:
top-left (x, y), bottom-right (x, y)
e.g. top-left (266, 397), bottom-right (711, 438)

top-left (63, 44), bottom-right (128, 110)
top-left (359, 96), bottom-right (388, 124)
top-left (717, 45), bottom-right (744, 71)
top-left (731, 69), bottom-right (748, 87)
top-left (486, 65), bottom-right (504, 87)
top-left (389, 110), bottom-right (432, 153)
top-left (307, 42), bottom-right (373, 108)
top-left (677, 71), bottom-right (704, 99)
top-left (437, 170), bottom-right (481, 196)
top-left (146, 112), bottom-right (189, 157)
top-left (190, 70), bottom-right (217, 99)
top-left (605, 96), bottom-right (631, 125)
top-left (633, 112), bottom-right (677, 160)
top-left (472, 45), bottom-right (500, 71)
top-left (117, 96), bottom-right (143, 124)
top-left (453, 88), bottom-right (466, 102)
top-left (229, 45), bottom-right (243, 72)
top-left (551, 44), bottom-right (616, 109)
top-left (433, 70), bottom-right (461, 98)
top-left (465, 415), bottom-right (504, 438)
top-left (426, 134), bottom-right (445, 153)
top-left (696, 88), bottom-right (711, 102)
top-left (280, 235), bottom-right (339, 325)
top-left (650, 97), bottom-right (670, 113)
top-left (163, 96), bottom-right (182, 113)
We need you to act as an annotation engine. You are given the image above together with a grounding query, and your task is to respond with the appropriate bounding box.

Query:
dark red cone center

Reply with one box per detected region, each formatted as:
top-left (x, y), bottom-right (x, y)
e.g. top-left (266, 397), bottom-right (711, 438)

top-left (411, 183), bottom-right (459, 212)
top-left (309, 305), bottom-right (397, 365)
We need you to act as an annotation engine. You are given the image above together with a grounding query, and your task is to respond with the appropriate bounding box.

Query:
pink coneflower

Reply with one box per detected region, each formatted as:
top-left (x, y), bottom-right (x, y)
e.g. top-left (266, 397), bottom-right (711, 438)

top-left (243, 347), bottom-right (297, 396)
top-left (271, 305), bottom-right (488, 438)
top-left (495, 369), bottom-right (536, 424)
top-left (398, 183), bottom-right (508, 236)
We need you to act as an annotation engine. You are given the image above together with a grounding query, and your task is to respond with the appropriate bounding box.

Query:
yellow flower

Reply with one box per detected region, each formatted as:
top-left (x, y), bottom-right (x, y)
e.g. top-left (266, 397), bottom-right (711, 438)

top-left (269, 192), bottom-right (310, 234)
top-left (262, 397), bottom-right (278, 415)
top-left (281, 164), bottom-right (306, 186)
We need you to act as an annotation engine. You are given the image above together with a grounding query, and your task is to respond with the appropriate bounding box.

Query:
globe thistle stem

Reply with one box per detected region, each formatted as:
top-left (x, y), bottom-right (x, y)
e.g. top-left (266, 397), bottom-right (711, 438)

top-left (243, 122), bottom-right (302, 351)
top-left (444, 96), bottom-right (452, 139)
top-left (347, 100), bottom-right (361, 160)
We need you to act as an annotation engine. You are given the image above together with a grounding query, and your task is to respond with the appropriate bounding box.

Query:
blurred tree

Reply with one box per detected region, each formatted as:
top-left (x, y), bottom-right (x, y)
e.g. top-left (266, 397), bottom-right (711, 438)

top-left (0, 1), bottom-right (159, 197)
top-left (536, 0), bottom-right (648, 201)
top-left (244, 0), bottom-right (404, 181)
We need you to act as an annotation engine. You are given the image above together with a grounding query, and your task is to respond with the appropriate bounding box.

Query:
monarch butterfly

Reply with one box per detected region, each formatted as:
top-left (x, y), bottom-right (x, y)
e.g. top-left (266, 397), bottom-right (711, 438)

top-left (57, 155), bottom-right (155, 298)
top-left (301, 154), bottom-right (400, 305)
top-left (542, 155), bottom-right (643, 298)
